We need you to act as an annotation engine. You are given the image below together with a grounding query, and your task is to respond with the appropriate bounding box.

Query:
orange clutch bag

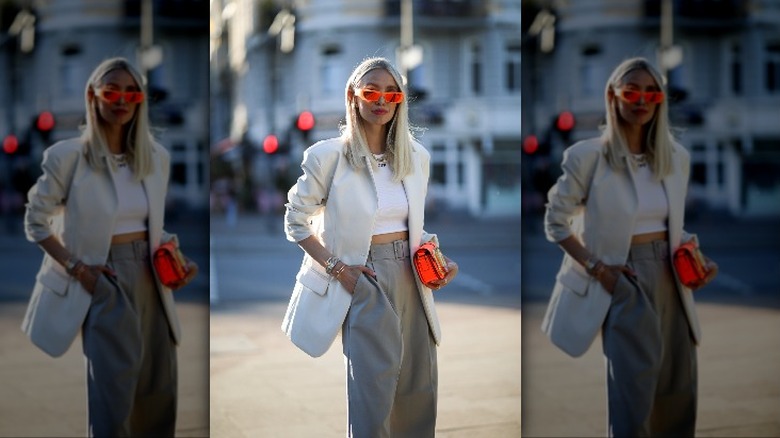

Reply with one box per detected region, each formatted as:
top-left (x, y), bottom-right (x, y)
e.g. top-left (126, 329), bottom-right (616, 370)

top-left (154, 241), bottom-right (189, 288)
top-left (414, 241), bottom-right (449, 285)
top-left (673, 240), bottom-right (708, 288)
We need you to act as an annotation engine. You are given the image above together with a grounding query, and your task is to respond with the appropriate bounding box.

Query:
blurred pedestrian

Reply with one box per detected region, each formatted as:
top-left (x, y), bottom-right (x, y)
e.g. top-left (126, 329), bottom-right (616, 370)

top-left (282, 57), bottom-right (458, 437)
top-left (542, 57), bottom-right (718, 437)
top-left (22, 57), bottom-right (197, 437)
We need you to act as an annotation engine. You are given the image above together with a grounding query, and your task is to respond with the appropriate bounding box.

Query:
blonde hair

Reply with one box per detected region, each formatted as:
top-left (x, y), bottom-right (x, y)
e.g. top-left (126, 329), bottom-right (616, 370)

top-left (341, 57), bottom-right (415, 182)
top-left (81, 57), bottom-right (155, 181)
top-left (601, 57), bottom-right (674, 179)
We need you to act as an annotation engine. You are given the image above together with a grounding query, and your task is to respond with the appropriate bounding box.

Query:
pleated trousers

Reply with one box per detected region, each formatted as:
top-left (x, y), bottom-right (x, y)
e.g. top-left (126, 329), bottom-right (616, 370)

top-left (602, 239), bottom-right (698, 437)
top-left (342, 239), bottom-right (438, 438)
top-left (81, 240), bottom-right (177, 437)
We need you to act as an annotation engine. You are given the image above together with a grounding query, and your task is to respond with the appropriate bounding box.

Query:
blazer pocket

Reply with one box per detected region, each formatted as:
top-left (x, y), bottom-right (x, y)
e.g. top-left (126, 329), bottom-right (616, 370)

top-left (296, 264), bottom-right (331, 296)
top-left (37, 266), bottom-right (71, 297)
top-left (557, 264), bottom-right (592, 297)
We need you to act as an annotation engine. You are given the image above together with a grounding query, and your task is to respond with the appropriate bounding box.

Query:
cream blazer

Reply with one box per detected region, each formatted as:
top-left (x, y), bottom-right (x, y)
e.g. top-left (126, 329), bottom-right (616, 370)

top-left (542, 137), bottom-right (701, 357)
top-left (23, 138), bottom-right (181, 357)
top-left (282, 137), bottom-right (441, 357)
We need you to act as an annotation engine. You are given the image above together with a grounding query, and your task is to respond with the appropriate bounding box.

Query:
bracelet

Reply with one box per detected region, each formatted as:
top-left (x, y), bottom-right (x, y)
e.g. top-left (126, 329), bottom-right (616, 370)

top-left (71, 262), bottom-right (88, 279)
top-left (592, 262), bottom-right (607, 279)
top-left (65, 256), bottom-right (81, 275)
top-left (333, 263), bottom-right (347, 279)
top-left (584, 256), bottom-right (600, 275)
top-left (325, 256), bottom-right (340, 275)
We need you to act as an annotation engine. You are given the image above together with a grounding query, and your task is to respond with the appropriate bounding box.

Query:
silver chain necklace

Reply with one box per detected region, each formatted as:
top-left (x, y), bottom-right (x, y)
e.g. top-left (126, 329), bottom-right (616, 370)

top-left (631, 153), bottom-right (648, 168)
top-left (373, 153), bottom-right (388, 168)
top-left (111, 153), bottom-right (129, 168)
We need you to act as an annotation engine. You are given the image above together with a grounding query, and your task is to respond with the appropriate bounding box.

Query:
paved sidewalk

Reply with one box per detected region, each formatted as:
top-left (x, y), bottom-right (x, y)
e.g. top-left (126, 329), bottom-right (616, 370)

top-left (522, 301), bottom-right (780, 437)
top-left (0, 301), bottom-right (209, 438)
top-left (209, 300), bottom-right (522, 437)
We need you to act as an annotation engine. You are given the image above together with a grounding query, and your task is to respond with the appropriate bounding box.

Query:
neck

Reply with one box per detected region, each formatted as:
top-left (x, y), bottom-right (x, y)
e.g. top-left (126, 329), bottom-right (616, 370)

top-left (624, 125), bottom-right (645, 154)
top-left (362, 123), bottom-right (388, 154)
top-left (104, 126), bottom-right (125, 154)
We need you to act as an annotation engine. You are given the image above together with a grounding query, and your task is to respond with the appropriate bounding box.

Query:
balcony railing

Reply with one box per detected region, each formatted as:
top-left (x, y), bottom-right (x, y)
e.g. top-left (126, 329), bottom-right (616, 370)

top-left (643, 0), bottom-right (747, 26)
top-left (124, 0), bottom-right (208, 22)
top-left (385, 0), bottom-right (483, 18)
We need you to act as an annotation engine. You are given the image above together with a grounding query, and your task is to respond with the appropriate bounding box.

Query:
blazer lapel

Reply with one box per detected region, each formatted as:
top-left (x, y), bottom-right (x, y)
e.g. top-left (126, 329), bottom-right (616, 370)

top-left (662, 166), bottom-right (684, 247)
top-left (142, 164), bottom-right (164, 248)
top-left (402, 151), bottom-right (424, 252)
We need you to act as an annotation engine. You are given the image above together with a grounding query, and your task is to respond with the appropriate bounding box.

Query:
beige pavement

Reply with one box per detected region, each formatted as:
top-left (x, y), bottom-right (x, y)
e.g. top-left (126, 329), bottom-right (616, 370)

top-left (522, 301), bottom-right (780, 437)
top-left (210, 300), bottom-right (522, 437)
top-left (0, 301), bottom-right (209, 437)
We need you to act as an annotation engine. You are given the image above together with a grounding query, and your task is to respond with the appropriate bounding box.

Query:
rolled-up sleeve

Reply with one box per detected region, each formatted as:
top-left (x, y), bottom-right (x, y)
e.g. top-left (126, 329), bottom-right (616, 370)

top-left (284, 149), bottom-right (329, 243)
top-left (24, 148), bottom-right (69, 243)
top-left (544, 147), bottom-right (590, 243)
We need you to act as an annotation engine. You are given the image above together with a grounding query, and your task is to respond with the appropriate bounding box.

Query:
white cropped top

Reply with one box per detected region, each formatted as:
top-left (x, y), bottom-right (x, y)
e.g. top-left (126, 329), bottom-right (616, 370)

top-left (631, 154), bottom-right (668, 235)
top-left (110, 154), bottom-right (149, 235)
top-left (372, 154), bottom-right (409, 235)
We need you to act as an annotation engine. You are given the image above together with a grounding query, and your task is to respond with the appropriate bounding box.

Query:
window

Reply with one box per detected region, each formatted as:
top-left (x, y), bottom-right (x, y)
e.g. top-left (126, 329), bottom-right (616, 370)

top-left (580, 45), bottom-right (603, 98)
top-left (321, 45), bottom-right (343, 97)
top-left (471, 42), bottom-right (482, 95)
top-left (60, 45), bottom-right (83, 99)
top-left (506, 42), bottom-right (521, 93)
top-left (431, 143), bottom-right (446, 184)
top-left (731, 43), bottom-right (742, 95)
top-left (765, 42), bottom-right (780, 93)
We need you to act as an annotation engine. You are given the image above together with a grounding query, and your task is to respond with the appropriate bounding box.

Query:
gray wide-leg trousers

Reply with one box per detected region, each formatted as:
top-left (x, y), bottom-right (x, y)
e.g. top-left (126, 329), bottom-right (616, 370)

top-left (342, 240), bottom-right (438, 438)
top-left (602, 239), bottom-right (697, 438)
top-left (82, 240), bottom-right (177, 437)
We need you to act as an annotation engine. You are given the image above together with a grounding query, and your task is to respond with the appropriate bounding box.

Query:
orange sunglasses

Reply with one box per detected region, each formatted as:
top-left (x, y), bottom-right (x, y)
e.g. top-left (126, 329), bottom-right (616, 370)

top-left (355, 88), bottom-right (404, 104)
top-left (615, 88), bottom-right (665, 104)
top-left (96, 88), bottom-right (145, 104)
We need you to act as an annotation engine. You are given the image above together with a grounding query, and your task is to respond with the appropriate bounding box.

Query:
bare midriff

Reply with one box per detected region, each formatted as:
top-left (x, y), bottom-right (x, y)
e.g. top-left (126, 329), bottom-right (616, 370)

top-left (630, 230), bottom-right (668, 245)
top-left (110, 230), bottom-right (149, 245)
top-left (371, 231), bottom-right (409, 245)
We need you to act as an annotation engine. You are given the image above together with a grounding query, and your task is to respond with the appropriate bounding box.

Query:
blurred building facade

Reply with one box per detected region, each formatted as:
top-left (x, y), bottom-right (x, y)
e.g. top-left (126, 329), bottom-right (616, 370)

top-left (0, 0), bottom-right (209, 208)
top-left (522, 0), bottom-right (780, 217)
top-left (211, 0), bottom-right (522, 217)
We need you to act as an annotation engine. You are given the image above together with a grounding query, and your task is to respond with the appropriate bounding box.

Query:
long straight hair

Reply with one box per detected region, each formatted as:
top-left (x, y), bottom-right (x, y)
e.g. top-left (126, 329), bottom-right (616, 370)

top-left (341, 57), bottom-right (415, 182)
top-left (601, 57), bottom-right (674, 179)
top-left (81, 57), bottom-right (155, 181)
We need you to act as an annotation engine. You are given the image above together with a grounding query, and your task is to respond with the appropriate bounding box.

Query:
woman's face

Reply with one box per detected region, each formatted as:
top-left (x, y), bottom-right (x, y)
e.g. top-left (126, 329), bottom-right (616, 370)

top-left (91, 69), bottom-right (142, 128)
top-left (611, 68), bottom-right (662, 128)
top-left (351, 68), bottom-right (401, 128)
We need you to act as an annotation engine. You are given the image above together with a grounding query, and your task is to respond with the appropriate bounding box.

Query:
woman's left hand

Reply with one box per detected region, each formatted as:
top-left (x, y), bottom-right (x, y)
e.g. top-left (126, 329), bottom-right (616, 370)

top-left (426, 256), bottom-right (458, 291)
top-left (691, 257), bottom-right (718, 291)
top-left (168, 259), bottom-right (199, 291)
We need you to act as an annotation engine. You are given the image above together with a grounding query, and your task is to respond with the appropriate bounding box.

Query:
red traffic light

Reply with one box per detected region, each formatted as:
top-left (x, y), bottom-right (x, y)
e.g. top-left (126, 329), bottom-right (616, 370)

top-left (263, 135), bottom-right (279, 154)
top-left (556, 111), bottom-right (575, 132)
top-left (37, 111), bottom-right (55, 132)
top-left (3, 135), bottom-right (19, 154)
top-left (297, 111), bottom-right (315, 131)
top-left (523, 135), bottom-right (539, 155)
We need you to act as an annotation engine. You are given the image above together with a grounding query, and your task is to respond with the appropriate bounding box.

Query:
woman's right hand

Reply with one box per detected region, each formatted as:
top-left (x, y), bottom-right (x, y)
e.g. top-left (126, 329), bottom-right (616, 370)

top-left (594, 263), bottom-right (636, 294)
top-left (73, 264), bottom-right (116, 294)
top-left (335, 264), bottom-right (376, 294)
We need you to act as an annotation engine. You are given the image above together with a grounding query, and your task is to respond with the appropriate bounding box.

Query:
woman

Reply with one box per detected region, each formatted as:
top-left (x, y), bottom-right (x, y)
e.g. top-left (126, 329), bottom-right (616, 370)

top-left (542, 57), bottom-right (718, 437)
top-left (23, 57), bottom-right (197, 437)
top-left (282, 57), bottom-right (458, 437)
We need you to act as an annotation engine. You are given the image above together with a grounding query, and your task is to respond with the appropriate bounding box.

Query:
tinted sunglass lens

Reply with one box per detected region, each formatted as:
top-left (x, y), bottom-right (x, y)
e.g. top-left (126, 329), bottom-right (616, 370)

top-left (623, 91), bottom-right (640, 103)
top-left (362, 90), bottom-right (380, 101)
top-left (102, 91), bottom-right (120, 102)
